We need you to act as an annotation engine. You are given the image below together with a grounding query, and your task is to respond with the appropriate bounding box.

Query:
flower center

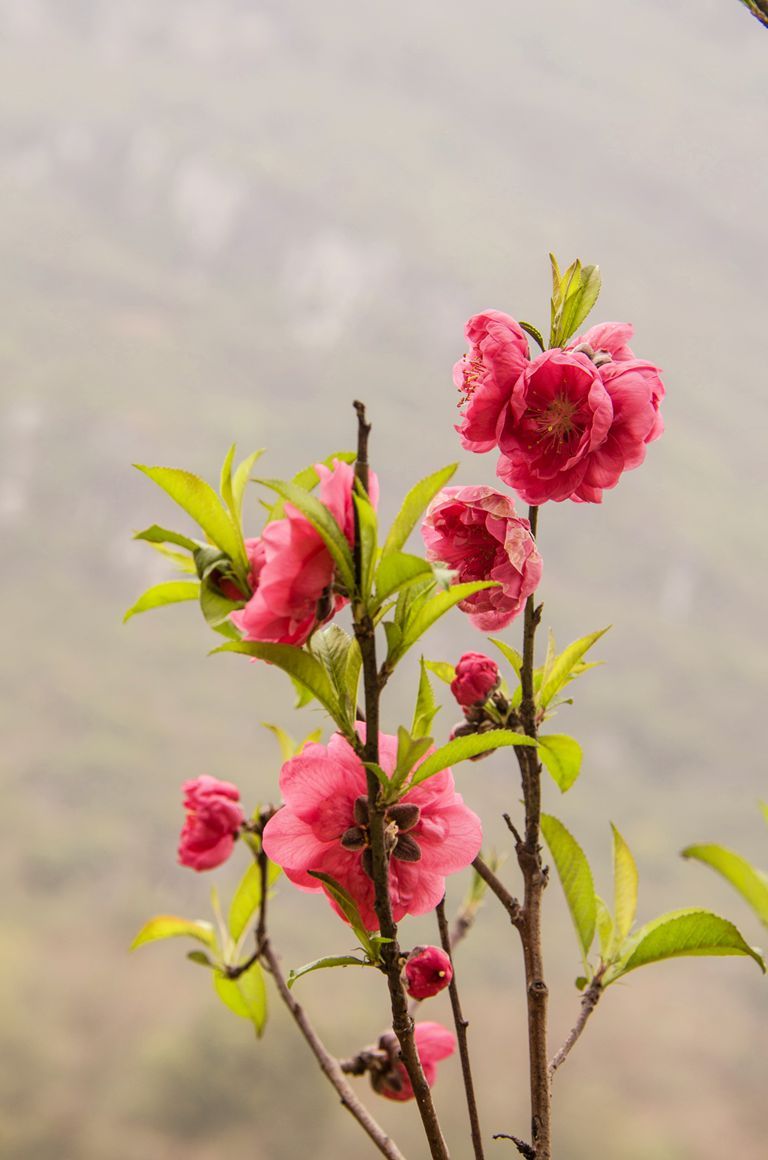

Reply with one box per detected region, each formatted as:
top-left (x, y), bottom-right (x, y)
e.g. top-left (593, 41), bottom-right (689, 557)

top-left (532, 392), bottom-right (579, 450)
top-left (457, 353), bottom-right (484, 406)
top-left (340, 795), bottom-right (422, 878)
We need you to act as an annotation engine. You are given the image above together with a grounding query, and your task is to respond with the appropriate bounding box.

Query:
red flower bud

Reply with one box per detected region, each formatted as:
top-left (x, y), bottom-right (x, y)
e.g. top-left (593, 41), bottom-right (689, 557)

top-left (404, 945), bottom-right (453, 1000)
top-left (178, 775), bottom-right (244, 871)
top-left (450, 652), bottom-right (500, 707)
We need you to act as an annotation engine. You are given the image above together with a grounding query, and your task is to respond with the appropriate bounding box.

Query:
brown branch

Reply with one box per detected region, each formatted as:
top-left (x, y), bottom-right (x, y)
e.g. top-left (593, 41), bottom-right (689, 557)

top-left (492, 1134), bottom-right (537, 1158)
top-left (352, 401), bottom-right (450, 1160)
top-left (548, 975), bottom-right (604, 1078)
top-left (436, 898), bottom-right (485, 1159)
top-left (471, 855), bottom-right (523, 928)
top-left (261, 939), bottom-right (406, 1160)
top-left (513, 504), bottom-right (552, 1160)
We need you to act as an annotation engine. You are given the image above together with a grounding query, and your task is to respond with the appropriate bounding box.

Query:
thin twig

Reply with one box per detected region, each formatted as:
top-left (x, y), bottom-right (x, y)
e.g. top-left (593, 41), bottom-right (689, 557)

top-left (261, 940), bottom-right (406, 1160)
top-left (472, 855), bottom-right (523, 928)
top-left (352, 401), bottom-right (450, 1160)
top-left (492, 1133), bottom-right (537, 1158)
top-left (436, 898), bottom-right (485, 1159)
top-left (548, 975), bottom-right (604, 1078)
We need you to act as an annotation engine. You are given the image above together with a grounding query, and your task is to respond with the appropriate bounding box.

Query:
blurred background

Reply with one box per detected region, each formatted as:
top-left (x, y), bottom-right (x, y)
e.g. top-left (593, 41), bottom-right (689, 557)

top-left (1, 1), bottom-right (766, 1157)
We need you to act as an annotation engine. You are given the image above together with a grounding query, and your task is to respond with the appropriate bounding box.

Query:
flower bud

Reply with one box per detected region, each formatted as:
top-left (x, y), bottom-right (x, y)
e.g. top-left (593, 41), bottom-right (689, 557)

top-left (178, 775), bottom-right (245, 871)
top-left (404, 945), bottom-right (453, 1000)
top-left (450, 652), bottom-right (500, 707)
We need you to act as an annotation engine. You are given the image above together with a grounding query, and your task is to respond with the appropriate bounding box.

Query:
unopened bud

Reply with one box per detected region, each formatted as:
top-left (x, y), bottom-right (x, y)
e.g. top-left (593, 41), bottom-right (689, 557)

top-left (404, 945), bottom-right (453, 1000)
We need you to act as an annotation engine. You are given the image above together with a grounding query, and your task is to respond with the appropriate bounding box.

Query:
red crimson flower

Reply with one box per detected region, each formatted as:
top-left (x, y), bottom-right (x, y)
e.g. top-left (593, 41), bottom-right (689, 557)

top-left (231, 460), bottom-right (377, 645)
top-left (421, 486), bottom-right (542, 630)
top-left (404, 946), bottom-right (453, 1000)
top-left (451, 652), bottom-right (500, 707)
top-left (178, 776), bottom-right (244, 871)
top-left (373, 1023), bottom-right (456, 1101)
top-left (261, 731), bottom-right (482, 931)
top-left (454, 311), bottom-right (530, 453)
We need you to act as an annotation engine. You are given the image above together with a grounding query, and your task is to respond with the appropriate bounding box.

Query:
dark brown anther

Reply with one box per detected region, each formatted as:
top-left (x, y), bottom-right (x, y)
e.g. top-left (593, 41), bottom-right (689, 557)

top-left (386, 802), bottom-right (421, 832)
top-left (393, 833), bottom-right (422, 863)
top-left (353, 795), bottom-right (370, 825)
top-left (340, 825), bottom-right (367, 852)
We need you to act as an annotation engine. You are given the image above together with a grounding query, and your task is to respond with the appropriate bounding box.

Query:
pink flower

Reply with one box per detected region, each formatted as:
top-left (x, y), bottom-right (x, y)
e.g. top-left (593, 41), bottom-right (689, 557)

top-left (495, 325), bottom-right (665, 504)
top-left (404, 946), bottom-right (453, 1000)
top-left (451, 652), bottom-right (500, 707)
top-left (454, 311), bottom-right (530, 453)
top-left (178, 775), bottom-right (245, 871)
top-left (496, 348), bottom-right (614, 504)
top-left (421, 486), bottom-right (542, 630)
top-left (374, 1023), bottom-right (456, 1101)
top-left (231, 461), bottom-right (376, 646)
top-left (261, 731), bottom-right (482, 931)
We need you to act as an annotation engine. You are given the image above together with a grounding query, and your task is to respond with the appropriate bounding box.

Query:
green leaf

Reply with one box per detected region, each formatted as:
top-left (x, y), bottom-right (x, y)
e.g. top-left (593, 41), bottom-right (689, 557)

top-left (123, 581), bottom-right (200, 623)
top-left (538, 734), bottom-right (583, 793)
top-left (609, 909), bottom-right (765, 982)
top-left (256, 478), bottom-right (355, 594)
top-left (307, 871), bottom-right (377, 957)
top-left (412, 659), bottom-right (440, 740)
top-left (537, 628), bottom-right (609, 709)
top-left (199, 579), bottom-right (242, 628)
top-left (262, 723), bottom-right (297, 763)
top-left (681, 844), bottom-right (768, 928)
top-left (214, 963), bottom-right (268, 1034)
top-left (363, 761), bottom-right (393, 793)
top-left (375, 552), bottom-right (433, 605)
top-left (760, 801), bottom-right (768, 829)
top-left (134, 524), bottom-right (201, 552)
top-left (220, 443), bottom-right (237, 517)
top-left (212, 641), bottom-right (342, 725)
top-left (611, 824), bottom-right (639, 950)
top-left (381, 464), bottom-right (458, 558)
top-left (409, 730), bottom-right (536, 787)
top-left (391, 581), bottom-right (498, 664)
top-left (595, 895), bottom-right (615, 961)
top-left (187, 950), bottom-right (216, 969)
top-left (231, 450), bottom-right (265, 519)
top-left (309, 625), bottom-right (357, 730)
top-left (131, 915), bottom-right (217, 951)
top-left (390, 727), bottom-right (435, 795)
top-left (353, 489), bottom-right (378, 602)
top-left (286, 956), bottom-right (370, 988)
top-left (556, 264), bottom-right (602, 346)
top-left (424, 660), bottom-right (456, 685)
top-left (488, 638), bottom-right (523, 679)
top-left (135, 465), bottom-right (248, 573)
top-left (519, 320), bottom-right (545, 352)
top-left (228, 863), bottom-right (264, 942)
top-left (540, 814), bottom-right (596, 966)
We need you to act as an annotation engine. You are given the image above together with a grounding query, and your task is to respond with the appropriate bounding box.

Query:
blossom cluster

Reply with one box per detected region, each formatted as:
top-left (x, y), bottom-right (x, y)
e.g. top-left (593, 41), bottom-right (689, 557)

top-left (455, 313), bottom-right (664, 504)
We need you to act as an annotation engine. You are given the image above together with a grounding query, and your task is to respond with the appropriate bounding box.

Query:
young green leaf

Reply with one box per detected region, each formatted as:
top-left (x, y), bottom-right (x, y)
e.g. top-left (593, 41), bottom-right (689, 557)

top-left (134, 524), bottom-right (201, 552)
top-left (537, 627), bottom-right (609, 709)
top-left (256, 477), bottom-right (355, 594)
top-left (424, 660), bottom-right (456, 685)
top-left (231, 449), bottom-right (265, 519)
top-left (228, 863), bottom-right (264, 942)
top-left (611, 824), bottom-right (639, 950)
top-left (131, 915), bottom-right (217, 951)
top-left (286, 956), bottom-right (370, 988)
top-left (391, 581), bottom-right (498, 664)
top-left (374, 552), bottom-right (433, 605)
top-left (262, 722), bottom-right (297, 763)
top-left (353, 490), bottom-right (378, 602)
top-left (123, 581), bottom-right (200, 623)
top-left (608, 909), bottom-right (765, 982)
top-left (199, 579), bottom-right (242, 631)
top-left (310, 625), bottom-right (358, 729)
top-left (212, 641), bottom-right (342, 726)
top-left (219, 443), bottom-right (237, 517)
top-left (214, 963), bottom-right (267, 1034)
top-left (594, 895), bottom-right (615, 961)
top-left (412, 659), bottom-right (440, 740)
top-left (519, 320), bottom-right (545, 352)
top-left (381, 464), bottom-right (458, 558)
top-left (681, 844), bottom-right (768, 927)
top-left (135, 465), bottom-right (248, 573)
top-left (307, 871), bottom-right (377, 958)
top-left (488, 637), bottom-right (523, 679)
top-left (390, 727), bottom-right (435, 796)
top-left (761, 801), bottom-right (768, 828)
top-left (540, 813), bottom-right (596, 966)
top-left (538, 734), bottom-right (583, 793)
top-left (555, 263), bottom-right (602, 346)
top-left (187, 950), bottom-right (216, 969)
top-left (408, 730), bottom-right (536, 787)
